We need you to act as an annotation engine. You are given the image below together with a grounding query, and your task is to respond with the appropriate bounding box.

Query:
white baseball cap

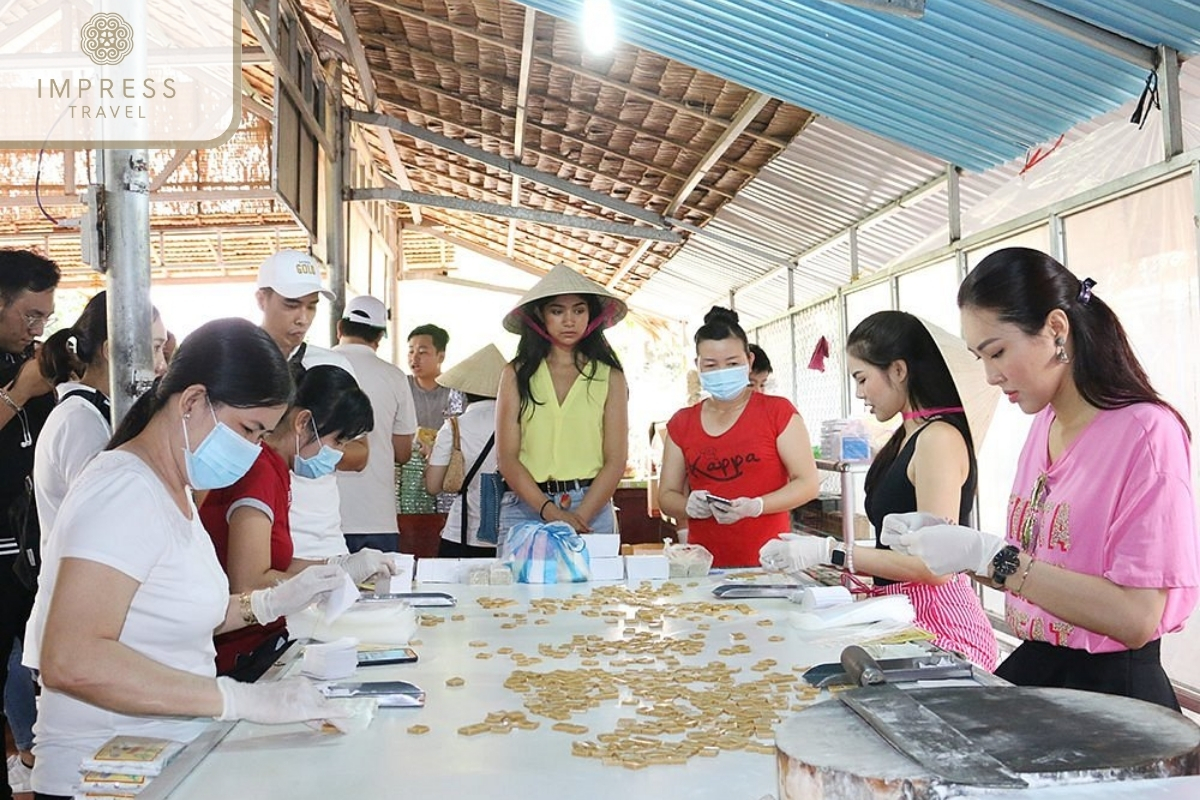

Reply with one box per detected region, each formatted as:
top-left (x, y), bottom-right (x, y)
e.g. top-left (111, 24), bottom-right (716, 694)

top-left (342, 295), bottom-right (389, 328)
top-left (256, 250), bottom-right (335, 300)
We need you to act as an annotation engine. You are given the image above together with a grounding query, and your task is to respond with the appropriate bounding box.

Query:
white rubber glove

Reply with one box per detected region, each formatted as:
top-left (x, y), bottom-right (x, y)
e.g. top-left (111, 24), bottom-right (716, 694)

top-left (249, 564), bottom-right (347, 624)
top-left (685, 490), bottom-right (714, 520)
top-left (711, 496), bottom-right (764, 525)
top-left (759, 533), bottom-right (833, 574)
top-left (215, 676), bottom-right (351, 724)
top-left (327, 548), bottom-right (396, 584)
top-left (881, 523), bottom-right (1006, 576)
top-left (880, 512), bottom-right (948, 544)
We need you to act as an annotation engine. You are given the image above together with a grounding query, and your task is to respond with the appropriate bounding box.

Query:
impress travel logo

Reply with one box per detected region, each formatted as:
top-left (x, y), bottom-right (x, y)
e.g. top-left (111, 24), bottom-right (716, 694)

top-left (0, 1), bottom-right (239, 147)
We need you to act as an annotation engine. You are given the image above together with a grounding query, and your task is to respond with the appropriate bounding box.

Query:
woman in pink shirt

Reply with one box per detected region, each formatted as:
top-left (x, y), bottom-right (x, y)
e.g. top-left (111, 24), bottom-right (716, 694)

top-left (885, 247), bottom-right (1197, 709)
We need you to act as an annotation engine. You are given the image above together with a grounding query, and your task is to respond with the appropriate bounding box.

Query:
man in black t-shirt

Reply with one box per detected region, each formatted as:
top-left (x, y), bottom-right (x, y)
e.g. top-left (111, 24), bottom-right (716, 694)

top-left (0, 249), bottom-right (60, 800)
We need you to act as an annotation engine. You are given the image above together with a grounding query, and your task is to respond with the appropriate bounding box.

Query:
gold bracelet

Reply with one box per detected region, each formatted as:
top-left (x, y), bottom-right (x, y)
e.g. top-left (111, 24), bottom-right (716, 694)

top-left (238, 592), bottom-right (258, 625)
top-left (1010, 558), bottom-right (1035, 596)
top-left (0, 387), bottom-right (21, 413)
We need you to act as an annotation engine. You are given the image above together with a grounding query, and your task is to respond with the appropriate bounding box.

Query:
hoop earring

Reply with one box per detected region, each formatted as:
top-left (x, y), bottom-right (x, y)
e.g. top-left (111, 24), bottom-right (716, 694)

top-left (1054, 337), bottom-right (1070, 364)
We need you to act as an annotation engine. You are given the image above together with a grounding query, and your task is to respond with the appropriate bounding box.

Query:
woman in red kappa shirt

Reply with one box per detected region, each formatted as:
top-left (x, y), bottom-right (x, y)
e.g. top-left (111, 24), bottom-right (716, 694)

top-left (657, 307), bottom-right (820, 567)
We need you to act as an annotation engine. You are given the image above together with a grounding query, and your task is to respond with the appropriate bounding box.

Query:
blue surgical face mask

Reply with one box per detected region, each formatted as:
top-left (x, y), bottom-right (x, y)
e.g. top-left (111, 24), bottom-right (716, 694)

top-left (700, 364), bottom-right (751, 401)
top-left (181, 402), bottom-right (262, 490)
top-left (293, 416), bottom-right (344, 479)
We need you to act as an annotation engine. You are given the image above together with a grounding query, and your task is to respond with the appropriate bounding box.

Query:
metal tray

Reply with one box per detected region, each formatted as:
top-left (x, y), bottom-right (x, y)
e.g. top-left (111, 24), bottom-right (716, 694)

top-left (320, 680), bottom-right (426, 707)
top-left (359, 591), bottom-right (457, 607)
top-left (711, 583), bottom-right (804, 599)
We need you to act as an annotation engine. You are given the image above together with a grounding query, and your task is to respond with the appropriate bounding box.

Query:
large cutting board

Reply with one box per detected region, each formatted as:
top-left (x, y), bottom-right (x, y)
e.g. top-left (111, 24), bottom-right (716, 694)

top-left (777, 687), bottom-right (1200, 799)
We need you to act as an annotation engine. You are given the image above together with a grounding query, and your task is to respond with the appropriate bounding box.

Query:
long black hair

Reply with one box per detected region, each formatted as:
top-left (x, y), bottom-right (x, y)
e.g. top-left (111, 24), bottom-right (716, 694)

top-left (512, 293), bottom-right (622, 417)
top-left (108, 318), bottom-right (294, 448)
top-left (38, 293), bottom-right (162, 385)
top-left (847, 311), bottom-right (974, 495)
top-left (694, 306), bottom-right (749, 352)
top-left (291, 364), bottom-right (373, 444)
top-left (959, 247), bottom-right (1189, 437)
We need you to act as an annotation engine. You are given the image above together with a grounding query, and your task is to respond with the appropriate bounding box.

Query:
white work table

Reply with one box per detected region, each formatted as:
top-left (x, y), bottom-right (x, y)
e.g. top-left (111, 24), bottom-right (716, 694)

top-left (148, 574), bottom-right (940, 800)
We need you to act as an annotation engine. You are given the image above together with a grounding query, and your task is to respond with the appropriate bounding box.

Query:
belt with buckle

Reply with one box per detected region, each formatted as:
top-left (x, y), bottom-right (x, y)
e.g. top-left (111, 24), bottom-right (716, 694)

top-left (537, 478), bottom-right (594, 495)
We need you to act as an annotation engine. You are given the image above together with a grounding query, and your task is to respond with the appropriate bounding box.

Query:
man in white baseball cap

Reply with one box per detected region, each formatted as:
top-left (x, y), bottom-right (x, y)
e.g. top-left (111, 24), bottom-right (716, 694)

top-left (334, 296), bottom-right (418, 553)
top-left (254, 250), bottom-right (371, 564)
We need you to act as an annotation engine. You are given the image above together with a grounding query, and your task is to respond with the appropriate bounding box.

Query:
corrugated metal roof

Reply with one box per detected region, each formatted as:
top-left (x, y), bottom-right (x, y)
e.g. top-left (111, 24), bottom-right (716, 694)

top-left (630, 56), bottom-right (1200, 327)
top-left (519, 0), bottom-right (1199, 171)
top-left (629, 114), bottom-right (1020, 322)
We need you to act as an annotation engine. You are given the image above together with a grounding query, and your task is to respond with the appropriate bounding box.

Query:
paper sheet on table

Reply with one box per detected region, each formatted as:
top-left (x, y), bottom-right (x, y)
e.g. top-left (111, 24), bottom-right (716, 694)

top-left (304, 697), bottom-right (377, 735)
top-left (321, 570), bottom-right (360, 623)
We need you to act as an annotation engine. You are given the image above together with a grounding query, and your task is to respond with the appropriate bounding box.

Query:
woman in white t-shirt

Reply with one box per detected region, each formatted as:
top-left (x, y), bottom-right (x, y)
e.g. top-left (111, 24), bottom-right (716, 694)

top-left (33, 292), bottom-right (169, 545)
top-left (426, 345), bottom-right (506, 558)
top-left (28, 318), bottom-right (352, 799)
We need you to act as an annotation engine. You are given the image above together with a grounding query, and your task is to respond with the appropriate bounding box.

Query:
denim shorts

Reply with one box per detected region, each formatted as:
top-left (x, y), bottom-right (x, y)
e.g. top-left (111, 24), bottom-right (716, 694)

top-left (496, 488), bottom-right (616, 552)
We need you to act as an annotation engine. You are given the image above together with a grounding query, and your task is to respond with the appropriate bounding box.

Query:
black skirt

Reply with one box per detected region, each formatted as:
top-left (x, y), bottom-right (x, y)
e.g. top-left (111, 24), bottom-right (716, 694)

top-left (996, 638), bottom-right (1179, 711)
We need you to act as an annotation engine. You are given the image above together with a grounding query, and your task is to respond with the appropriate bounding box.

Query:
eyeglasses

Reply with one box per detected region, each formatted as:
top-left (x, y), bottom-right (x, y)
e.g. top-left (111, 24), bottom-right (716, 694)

top-left (1018, 472), bottom-right (1049, 553)
top-left (21, 312), bottom-right (55, 330)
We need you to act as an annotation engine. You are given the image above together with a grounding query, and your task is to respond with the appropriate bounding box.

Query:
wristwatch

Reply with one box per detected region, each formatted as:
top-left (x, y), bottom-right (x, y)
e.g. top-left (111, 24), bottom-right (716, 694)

top-left (830, 548), bottom-right (847, 568)
top-left (991, 545), bottom-right (1021, 586)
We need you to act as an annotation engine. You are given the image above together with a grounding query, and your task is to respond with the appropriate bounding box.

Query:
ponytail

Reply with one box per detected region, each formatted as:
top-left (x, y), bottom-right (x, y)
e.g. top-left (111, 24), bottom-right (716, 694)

top-left (39, 290), bottom-right (109, 384)
top-left (107, 376), bottom-right (164, 449)
top-left (39, 328), bottom-right (83, 384)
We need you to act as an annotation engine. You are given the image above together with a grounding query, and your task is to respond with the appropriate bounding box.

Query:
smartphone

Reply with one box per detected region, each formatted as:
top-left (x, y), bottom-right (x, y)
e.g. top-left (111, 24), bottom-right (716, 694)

top-left (357, 647), bottom-right (418, 666)
top-left (706, 493), bottom-right (734, 507)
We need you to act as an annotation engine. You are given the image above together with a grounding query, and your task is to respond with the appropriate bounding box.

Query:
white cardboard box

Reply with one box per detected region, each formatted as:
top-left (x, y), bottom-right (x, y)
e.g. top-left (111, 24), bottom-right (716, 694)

top-left (582, 533), bottom-right (621, 559)
top-left (588, 556), bottom-right (625, 581)
top-left (416, 558), bottom-right (464, 584)
top-left (624, 554), bottom-right (669, 581)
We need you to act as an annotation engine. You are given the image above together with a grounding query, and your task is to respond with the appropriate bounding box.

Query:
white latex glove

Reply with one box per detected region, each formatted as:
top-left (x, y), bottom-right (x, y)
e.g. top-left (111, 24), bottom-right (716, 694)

top-left (880, 511), bottom-right (948, 544)
top-left (759, 533), bottom-right (833, 574)
top-left (250, 564), bottom-right (348, 623)
top-left (685, 490), bottom-right (714, 520)
top-left (327, 548), bottom-right (397, 584)
top-left (215, 675), bottom-right (351, 724)
top-left (881, 523), bottom-right (1006, 576)
top-left (711, 496), bottom-right (764, 525)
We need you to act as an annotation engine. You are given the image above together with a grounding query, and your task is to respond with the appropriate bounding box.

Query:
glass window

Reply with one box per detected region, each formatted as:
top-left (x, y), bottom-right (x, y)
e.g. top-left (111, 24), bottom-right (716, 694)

top-left (896, 259), bottom-right (960, 335)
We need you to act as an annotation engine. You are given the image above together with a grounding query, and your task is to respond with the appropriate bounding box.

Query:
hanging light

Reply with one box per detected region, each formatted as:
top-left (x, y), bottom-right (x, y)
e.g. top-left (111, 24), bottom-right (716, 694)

top-left (582, 0), bottom-right (616, 54)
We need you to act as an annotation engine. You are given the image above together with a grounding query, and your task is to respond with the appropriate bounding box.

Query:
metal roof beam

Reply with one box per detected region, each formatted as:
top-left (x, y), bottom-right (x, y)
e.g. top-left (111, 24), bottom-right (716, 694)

top-left (367, 68), bottom-right (726, 195)
top-left (356, 0), bottom-right (789, 150)
top-left (984, 0), bottom-right (1155, 69)
top-left (330, 0), bottom-right (376, 110)
top-left (405, 223), bottom-right (546, 278)
top-left (350, 188), bottom-right (681, 243)
top-left (665, 91), bottom-right (770, 217)
top-left (351, 109), bottom-right (674, 229)
top-left (148, 150), bottom-right (192, 192)
top-left (507, 8), bottom-right (538, 259)
top-left (355, 31), bottom-right (757, 180)
top-left (330, 0), bottom-right (423, 224)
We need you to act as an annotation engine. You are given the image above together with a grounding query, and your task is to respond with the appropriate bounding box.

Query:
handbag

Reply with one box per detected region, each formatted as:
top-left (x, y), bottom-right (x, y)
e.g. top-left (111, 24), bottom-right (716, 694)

top-left (458, 434), bottom-right (497, 545)
top-left (441, 417), bottom-right (466, 493)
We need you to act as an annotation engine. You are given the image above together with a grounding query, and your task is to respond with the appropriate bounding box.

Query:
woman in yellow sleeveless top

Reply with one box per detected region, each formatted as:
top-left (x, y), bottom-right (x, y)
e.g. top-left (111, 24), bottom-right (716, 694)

top-left (495, 265), bottom-right (629, 550)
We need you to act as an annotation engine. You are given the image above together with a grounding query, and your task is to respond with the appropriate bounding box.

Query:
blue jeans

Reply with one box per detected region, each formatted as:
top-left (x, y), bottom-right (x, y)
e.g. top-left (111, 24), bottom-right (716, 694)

top-left (344, 533), bottom-right (400, 553)
top-left (496, 488), bottom-right (616, 553)
top-left (5, 638), bottom-right (35, 752)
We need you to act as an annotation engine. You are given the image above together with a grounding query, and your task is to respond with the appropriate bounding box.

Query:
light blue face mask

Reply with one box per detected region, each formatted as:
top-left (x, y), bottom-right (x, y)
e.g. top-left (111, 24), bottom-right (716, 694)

top-left (293, 416), bottom-right (344, 479)
top-left (181, 402), bottom-right (262, 490)
top-left (699, 364), bottom-right (751, 401)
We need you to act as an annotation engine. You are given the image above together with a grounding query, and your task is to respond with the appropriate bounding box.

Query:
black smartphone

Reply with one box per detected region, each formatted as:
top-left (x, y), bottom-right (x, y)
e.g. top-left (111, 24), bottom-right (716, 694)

top-left (706, 492), bottom-right (734, 506)
top-left (356, 647), bottom-right (418, 666)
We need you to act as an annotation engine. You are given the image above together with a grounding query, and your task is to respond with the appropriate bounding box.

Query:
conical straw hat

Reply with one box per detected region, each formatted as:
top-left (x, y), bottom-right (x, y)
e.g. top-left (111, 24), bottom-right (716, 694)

top-left (502, 263), bottom-right (628, 334)
top-left (436, 344), bottom-right (507, 398)
top-left (918, 318), bottom-right (1000, 451)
